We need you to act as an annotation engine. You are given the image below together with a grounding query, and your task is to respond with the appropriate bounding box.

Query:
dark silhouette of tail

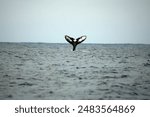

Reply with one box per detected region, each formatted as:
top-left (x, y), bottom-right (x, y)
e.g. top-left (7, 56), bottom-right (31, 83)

top-left (65, 35), bottom-right (86, 51)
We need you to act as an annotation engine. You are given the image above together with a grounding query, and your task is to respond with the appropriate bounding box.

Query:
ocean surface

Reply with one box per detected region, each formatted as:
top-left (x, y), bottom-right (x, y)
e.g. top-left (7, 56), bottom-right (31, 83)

top-left (0, 43), bottom-right (150, 99)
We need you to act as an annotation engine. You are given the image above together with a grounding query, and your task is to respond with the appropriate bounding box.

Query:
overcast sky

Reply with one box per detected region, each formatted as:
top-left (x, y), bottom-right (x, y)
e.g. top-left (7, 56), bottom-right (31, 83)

top-left (0, 0), bottom-right (150, 43)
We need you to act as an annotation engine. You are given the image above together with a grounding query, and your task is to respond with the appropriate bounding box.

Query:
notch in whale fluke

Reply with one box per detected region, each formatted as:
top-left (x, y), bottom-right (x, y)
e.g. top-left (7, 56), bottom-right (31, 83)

top-left (65, 35), bottom-right (87, 51)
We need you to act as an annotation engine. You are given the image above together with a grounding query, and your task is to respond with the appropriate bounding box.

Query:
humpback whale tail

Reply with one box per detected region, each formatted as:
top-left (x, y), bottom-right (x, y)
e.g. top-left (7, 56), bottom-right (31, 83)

top-left (65, 35), bottom-right (87, 51)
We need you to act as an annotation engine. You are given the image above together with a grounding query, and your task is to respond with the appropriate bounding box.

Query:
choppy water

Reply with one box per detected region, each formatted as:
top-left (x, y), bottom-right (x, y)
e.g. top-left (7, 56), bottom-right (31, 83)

top-left (0, 43), bottom-right (150, 99)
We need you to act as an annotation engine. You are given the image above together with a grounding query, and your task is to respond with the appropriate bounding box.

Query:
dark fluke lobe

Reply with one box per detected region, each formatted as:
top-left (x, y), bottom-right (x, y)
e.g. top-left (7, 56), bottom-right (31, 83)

top-left (65, 35), bottom-right (87, 51)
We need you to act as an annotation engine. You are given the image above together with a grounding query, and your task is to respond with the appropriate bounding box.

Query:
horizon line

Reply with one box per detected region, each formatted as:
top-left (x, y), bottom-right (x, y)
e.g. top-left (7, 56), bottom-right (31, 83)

top-left (0, 42), bottom-right (150, 45)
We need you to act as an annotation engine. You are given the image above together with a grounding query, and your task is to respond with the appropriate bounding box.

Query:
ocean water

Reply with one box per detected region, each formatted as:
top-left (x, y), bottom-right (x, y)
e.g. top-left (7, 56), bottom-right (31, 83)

top-left (0, 43), bottom-right (150, 99)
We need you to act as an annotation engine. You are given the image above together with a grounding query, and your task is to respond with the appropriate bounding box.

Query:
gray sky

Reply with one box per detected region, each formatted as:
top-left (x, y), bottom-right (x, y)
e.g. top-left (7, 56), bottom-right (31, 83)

top-left (0, 0), bottom-right (150, 43)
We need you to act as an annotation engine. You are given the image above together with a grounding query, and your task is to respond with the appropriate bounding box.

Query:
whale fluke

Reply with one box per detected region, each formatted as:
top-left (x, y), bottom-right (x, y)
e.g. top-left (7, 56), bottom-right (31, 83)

top-left (65, 35), bottom-right (87, 51)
